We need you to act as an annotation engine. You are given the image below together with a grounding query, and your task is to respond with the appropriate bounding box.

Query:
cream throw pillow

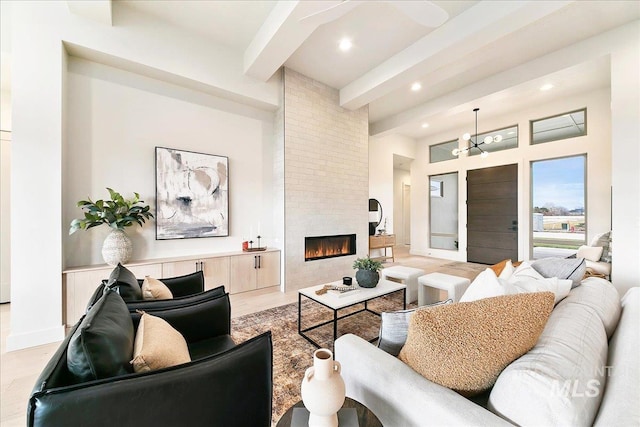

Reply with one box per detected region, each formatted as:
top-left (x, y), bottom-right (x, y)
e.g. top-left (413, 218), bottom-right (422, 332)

top-left (460, 265), bottom-right (570, 305)
top-left (459, 268), bottom-right (503, 302)
top-left (142, 276), bottom-right (173, 300)
top-left (577, 245), bottom-right (604, 262)
top-left (398, 292), bottom-right (554, 396)
top-left (506, 261), bottom-right (571, 304)
top-left (131, 312), bottom-right (191, 373)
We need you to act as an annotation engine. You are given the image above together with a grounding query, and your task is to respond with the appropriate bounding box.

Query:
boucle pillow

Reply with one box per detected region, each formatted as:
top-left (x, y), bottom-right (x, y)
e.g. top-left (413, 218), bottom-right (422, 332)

top-left (378, 299), bottom-right (453, 356)
top-left (576, 245), bottom-right (603, 262)
top-left (532, 257), bottom-right (586, 288)
top-left (131, 312), bottom-right (191, 373)
top-left (398, 292), bottom-right (554, 396)
top-left (141, 276), bottom-right (173, 300)
top-left (67, 290), bottom-right (134, 382)
top-left (107, 263), bottom-right (142, 301)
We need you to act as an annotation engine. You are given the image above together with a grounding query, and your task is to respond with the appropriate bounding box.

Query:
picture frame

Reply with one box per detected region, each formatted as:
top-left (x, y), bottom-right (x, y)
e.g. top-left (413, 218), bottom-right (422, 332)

top-left (155, 147), bottom-right (229, 239)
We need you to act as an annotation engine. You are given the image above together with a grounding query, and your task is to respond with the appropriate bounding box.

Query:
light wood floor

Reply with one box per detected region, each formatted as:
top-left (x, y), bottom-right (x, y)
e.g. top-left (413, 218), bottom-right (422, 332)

top-left (0, 247), bottom-right (481, 426)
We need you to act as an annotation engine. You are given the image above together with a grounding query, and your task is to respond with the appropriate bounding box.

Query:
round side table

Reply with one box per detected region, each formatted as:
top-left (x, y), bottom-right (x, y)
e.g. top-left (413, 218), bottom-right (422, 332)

top-left (276, 397), bottom-right (382, 427)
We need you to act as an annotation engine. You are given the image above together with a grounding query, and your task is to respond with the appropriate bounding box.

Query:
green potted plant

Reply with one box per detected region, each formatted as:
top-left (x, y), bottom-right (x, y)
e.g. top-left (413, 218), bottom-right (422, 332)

top-left (69, 188), bottom-right (154, 266)
top-left (352, 256), bottom-right (383, 288)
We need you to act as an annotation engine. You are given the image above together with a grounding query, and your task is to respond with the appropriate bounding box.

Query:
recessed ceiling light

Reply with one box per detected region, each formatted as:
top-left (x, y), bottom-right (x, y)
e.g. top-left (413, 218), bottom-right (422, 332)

top-left (540, 83), bottom-right (554, 91)
top-left (421, 123), bottom-right (429, 128)
top-left (411, 82), bottom-right (422, 92)
top-left (338, 38), bottom-right (352, 52)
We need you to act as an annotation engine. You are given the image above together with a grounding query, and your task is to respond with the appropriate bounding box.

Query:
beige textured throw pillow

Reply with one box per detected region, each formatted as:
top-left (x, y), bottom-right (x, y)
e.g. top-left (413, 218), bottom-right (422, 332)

top-left (398, 292), bottom-right (554, 396)
top-left (131, 312), bottom-right (191, 373)
top-left (141, 276), bottom-right (173, 300)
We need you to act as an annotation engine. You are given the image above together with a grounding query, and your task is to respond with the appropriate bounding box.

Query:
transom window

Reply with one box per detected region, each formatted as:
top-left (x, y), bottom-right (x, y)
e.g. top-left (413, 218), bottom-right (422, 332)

top-left (430, 140), bottom-right (458, 163)
top-left (468, 125), bottom-right (518, 156)
top-left (531, 109), bottom-right (586, 145)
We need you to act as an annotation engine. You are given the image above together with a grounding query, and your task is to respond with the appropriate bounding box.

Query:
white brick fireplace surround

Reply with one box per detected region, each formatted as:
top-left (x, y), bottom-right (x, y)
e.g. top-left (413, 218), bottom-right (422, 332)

top-left (280, 69), bottom-right (369, 291)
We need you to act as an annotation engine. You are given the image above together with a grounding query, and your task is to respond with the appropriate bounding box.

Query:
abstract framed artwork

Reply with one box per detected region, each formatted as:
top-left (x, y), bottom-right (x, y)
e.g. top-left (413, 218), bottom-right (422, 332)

top-left (155, 147), bottom-right (229, 239)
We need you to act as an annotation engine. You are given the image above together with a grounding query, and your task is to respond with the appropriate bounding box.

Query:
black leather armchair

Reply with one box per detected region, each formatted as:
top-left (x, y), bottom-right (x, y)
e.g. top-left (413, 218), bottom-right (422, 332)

top-left (28, 292), bottom-right (273, 427)
top-left (87, 266), bottom-right (216, 312)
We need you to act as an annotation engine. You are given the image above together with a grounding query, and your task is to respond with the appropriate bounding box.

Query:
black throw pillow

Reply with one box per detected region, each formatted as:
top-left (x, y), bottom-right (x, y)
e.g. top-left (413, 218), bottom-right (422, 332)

top-left (67, 289), bottom-right (135, 382)
top-left (107, 263), bottom-right (142, 301)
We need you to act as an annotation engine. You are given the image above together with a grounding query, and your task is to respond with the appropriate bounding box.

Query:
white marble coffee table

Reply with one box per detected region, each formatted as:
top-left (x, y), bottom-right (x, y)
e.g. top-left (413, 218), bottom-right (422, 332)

top-left (298, 278), bottom-right (406, 349)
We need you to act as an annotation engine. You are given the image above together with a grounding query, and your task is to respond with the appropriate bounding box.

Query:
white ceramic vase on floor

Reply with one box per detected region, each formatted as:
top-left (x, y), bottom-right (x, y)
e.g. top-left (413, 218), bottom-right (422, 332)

top-left (301, 348), bottom-right (345, 427)
top-left (102, 228), bottom-right (132, 266)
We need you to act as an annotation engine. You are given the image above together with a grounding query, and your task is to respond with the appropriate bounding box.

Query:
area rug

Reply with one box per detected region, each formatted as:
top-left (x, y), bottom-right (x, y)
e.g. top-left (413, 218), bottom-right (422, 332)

top-left (230, 292), bottom-right (408, 425)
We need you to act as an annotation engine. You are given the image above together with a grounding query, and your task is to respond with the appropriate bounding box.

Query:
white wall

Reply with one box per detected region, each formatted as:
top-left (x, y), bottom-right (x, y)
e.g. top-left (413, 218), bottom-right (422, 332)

top-left (410, 88), bottom-right (612, 262)
top-left (64, 58), bottom-right (275, 267)
top-left (8, 1), bottom-right (279, 350)
top-left (0, 131), bottom-right (10, 303)
top-left (393, 168), bottom-right (410, 245)
top-left (369, 134), bottom-right (415, 236)
top-left (610, 33), bottom-right (640, 296)
top-left (1, 71), bottom-right (12, 304)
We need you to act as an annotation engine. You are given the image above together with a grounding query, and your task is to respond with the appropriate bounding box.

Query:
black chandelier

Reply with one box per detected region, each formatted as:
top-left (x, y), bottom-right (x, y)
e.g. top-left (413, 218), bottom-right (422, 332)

top-left (452, 108), bottom-right (502, 158)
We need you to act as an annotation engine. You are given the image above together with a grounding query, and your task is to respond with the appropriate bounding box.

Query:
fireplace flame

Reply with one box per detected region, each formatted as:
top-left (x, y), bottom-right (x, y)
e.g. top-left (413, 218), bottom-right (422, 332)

top-left (305, 234), bottom-right (356, 261)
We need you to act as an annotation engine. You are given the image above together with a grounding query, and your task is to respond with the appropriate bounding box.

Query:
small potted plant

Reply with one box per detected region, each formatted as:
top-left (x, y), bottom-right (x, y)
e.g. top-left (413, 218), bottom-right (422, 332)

top-left (352, 256), bottom-right (383, 288)
top-left (69, 188), bottom-right (154, 266)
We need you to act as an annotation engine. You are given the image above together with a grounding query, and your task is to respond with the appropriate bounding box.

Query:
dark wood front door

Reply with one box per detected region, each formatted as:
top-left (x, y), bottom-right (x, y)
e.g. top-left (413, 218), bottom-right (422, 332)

top-left (467, 164), bottom-right (518, 264)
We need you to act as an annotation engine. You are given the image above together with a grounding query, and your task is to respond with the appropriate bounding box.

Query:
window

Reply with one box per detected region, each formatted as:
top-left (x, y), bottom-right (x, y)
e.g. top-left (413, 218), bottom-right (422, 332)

top-left (531, 155), bottom-right (586, 259)
top-left (430, 140), bottom-right (458, 163)
top-left (429, 172), bottom-right (458, 250)
top-left (468, 125), bottom-right (518, 156)
top-left (531, 109), bottom-right (586, 144)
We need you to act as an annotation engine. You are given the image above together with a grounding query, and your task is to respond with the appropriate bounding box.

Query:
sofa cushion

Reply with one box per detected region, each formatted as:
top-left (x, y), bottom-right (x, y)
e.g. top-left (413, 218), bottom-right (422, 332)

top-left (107, 263), bottom-right (142, 301)
top-left (67, 289), bottom-right (134, 382)
top-left (461, 266), bottom-right (571, 305)
top-left (488, 281), bottom-right (613, 426)
top-left (459, 268), bottom-right (504, 302)
top-left (131, 312), bottom-right (190, 372)
top-left (141, 276), bottom-right (173, 300)
top-left (561, 277), bottom-right (621, 339)
top-left (398, 292), bottom-right (554, 396)
top-left (532, 257), bottom-right (586, 288)
top-left (589, 231), bottom-right (612, 263)
top-left (577, 245), bottom-right (604, 262)
top-left (489, 259), bottom-right (521, 277)
top-left (157, 271), bottom-right (205, 298)
top-left (377, 299), bottom-right (452, 356)
top-left (593, 287), bottom-right (639, 426)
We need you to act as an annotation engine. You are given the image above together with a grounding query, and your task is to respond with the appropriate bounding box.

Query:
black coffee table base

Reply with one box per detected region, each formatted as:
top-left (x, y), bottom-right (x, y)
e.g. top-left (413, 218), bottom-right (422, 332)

top-left (298, 288), bottom-right (406, 350)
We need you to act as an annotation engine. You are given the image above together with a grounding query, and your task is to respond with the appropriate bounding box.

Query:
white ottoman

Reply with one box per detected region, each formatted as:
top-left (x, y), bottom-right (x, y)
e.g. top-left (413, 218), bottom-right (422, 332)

top-left (418, 273), bottom-right (471, 305)
top-left (381, 266), bottom-right (424, 304)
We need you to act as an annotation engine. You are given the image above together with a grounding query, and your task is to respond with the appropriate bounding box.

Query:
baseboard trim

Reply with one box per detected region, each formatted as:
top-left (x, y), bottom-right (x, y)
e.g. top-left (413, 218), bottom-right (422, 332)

top-left (6, 325), bottom-right (65, 351)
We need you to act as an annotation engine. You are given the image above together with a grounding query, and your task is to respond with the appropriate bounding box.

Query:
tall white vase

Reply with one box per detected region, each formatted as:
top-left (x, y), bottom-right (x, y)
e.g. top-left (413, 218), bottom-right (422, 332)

top-left (102, 229), bottom-right (132, 266)
top-left (301, 348), bottom-right (345, 427)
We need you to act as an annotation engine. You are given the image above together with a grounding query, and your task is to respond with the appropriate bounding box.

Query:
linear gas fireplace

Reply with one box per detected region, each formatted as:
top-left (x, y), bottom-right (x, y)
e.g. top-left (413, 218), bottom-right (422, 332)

top-left (305, 234), bottom-right (356, 262)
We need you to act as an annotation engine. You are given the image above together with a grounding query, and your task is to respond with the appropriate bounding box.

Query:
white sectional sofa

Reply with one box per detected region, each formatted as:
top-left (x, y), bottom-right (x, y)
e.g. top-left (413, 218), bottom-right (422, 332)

top-left (335, 278), bottom-right (639, 426)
